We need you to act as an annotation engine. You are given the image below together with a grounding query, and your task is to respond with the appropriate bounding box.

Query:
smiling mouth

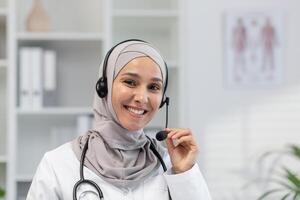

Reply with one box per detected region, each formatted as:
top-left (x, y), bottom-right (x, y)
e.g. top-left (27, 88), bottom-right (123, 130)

top-left (124, 105), bottom-right (148, 116)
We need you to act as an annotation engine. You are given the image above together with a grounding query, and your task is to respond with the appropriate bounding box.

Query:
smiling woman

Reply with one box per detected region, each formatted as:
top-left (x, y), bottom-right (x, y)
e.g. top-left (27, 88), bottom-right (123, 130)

top-left (26, 39), bottom-right (212, 200)
top-left (112, 57), bottom-right (163, 131)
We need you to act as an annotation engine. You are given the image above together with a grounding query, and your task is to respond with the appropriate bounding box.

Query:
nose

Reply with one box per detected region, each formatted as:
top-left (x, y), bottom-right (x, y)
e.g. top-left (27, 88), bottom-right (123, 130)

top-left (133, 87), bottom-right (148, 104)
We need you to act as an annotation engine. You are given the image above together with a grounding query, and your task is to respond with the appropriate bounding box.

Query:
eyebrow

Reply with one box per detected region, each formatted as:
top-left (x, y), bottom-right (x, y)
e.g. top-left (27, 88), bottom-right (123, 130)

top-left (121, 72), bottom-right (163, 83)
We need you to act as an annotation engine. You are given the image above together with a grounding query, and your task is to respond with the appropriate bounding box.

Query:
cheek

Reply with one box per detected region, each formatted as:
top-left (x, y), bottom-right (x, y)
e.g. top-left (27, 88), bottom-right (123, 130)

top-left (112, 84), bottom-right (131, 113)
top-left (151, 94), bottom-right (163, 110)
top-left (111, 84), bottom-right (123, 111)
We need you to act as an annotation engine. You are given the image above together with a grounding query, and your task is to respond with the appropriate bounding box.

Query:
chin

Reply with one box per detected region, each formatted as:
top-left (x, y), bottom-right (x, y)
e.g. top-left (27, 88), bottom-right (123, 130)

top-left (121, 120), bottom-right (151, 131)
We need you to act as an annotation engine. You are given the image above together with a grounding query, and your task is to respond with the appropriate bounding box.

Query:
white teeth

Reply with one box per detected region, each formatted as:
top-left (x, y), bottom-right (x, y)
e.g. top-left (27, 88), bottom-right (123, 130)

top-left (127, 106), bottom-right (145, 115)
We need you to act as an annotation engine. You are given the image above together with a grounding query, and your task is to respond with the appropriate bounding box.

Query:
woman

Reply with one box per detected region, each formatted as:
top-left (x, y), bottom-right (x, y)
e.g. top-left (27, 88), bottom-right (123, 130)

top-left (27, 40), bottom-right (211, 200)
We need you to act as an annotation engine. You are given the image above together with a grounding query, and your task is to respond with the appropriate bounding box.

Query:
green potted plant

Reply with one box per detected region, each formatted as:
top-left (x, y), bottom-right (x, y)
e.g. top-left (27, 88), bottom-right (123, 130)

top-left (0, 187), bottom-right (5, 199)
top-left (254, 144), bottom-right (300, 200)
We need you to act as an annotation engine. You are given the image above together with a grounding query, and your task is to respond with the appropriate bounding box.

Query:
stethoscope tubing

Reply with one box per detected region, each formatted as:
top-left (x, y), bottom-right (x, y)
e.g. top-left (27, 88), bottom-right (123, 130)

top-left (73, 135), bottom-right (104, 200)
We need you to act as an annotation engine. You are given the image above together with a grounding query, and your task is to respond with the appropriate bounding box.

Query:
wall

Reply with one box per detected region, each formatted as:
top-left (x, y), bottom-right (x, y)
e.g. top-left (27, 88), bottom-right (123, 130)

top-left (184, 0), bottom-right (300, 199)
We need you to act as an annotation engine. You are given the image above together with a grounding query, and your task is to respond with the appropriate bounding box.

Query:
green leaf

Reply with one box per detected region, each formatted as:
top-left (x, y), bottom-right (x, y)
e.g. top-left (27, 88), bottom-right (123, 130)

top-left (292, 192), bottom-right (299, 200)
top-left (257, 188), bottom-right (284, 200)
top-left (269, 177), bottom-right (295, 190)
top-left (280, 193), bottom-right (290, 200)
top-left (289, 144), bottom-right (300, 160)
top-left (283, 167), bottom-right (300, 188)
top-left (250, 145), bottom-right (300, 200)
top-left (0, 187), bottom-right (5, 198)
top-left (258, 150), bottom-right (286, 165)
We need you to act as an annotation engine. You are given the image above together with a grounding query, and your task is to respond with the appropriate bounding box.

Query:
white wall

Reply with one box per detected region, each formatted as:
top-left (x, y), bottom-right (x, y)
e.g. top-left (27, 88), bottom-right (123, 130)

top-left (184, 0), bottom-right (300, 199)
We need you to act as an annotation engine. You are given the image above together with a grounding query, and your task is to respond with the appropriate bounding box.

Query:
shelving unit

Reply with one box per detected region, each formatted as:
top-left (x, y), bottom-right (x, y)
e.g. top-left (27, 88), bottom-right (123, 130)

top-left (17, 107), bottom-right (92, 115)
top-left (4, 0), bottom-right (183, 199)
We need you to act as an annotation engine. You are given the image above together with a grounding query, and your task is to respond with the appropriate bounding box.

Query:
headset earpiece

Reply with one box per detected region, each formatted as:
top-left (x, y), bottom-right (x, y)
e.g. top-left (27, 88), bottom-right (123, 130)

top-left (96, 77), bottom-right (108, 98)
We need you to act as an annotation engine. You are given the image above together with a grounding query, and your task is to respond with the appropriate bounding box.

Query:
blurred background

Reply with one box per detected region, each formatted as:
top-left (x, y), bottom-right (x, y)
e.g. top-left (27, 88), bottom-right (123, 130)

top-left (0, 0), bottom-right (300, 199)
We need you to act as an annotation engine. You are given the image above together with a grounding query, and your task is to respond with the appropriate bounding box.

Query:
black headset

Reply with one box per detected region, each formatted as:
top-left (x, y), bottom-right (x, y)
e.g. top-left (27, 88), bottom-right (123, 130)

top-left (95, 39), bottom-right (169, 109)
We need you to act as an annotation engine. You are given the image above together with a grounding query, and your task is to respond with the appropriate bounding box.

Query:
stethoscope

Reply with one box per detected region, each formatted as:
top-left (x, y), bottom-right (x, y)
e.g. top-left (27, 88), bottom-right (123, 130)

top-left (73, 135), bottom-right (172, 200)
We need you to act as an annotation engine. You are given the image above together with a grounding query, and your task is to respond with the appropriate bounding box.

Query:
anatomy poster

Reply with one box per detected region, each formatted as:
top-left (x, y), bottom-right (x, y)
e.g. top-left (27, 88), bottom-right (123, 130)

top-left (224, 10), bottom-right (284, 88)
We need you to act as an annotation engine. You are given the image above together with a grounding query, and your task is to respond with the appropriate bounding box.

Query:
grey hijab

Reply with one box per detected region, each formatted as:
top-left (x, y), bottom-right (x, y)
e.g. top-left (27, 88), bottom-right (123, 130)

top-left (72, 41), bottom-right (167, 189)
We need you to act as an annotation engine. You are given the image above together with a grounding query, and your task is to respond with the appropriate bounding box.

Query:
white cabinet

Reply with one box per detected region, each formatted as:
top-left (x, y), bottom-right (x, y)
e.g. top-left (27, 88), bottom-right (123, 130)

top-left (6, 0), bottom-right (183, 199)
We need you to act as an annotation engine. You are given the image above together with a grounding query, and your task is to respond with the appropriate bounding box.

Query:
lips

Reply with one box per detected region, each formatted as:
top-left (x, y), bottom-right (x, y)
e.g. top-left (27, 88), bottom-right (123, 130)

top-left (124, 105), bottom-right (148, 116)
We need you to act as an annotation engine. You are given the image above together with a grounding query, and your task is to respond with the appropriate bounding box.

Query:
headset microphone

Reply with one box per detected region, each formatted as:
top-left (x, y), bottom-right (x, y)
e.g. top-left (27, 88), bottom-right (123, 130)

top-left (155, 97), bottom-right (169, 141)
top-left (156, 130), bottom-right (168, 141)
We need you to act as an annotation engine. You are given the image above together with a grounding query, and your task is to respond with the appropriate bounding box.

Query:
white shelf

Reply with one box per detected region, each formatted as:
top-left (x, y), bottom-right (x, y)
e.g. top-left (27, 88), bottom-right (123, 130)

top-left (0, 59), bottom-right (7, 68)
top-left (0, 155), bottom-right (6, 163)
top-left (17, 107), bottom-right (93, 115)
top-left (113, 9), bottom-right (178, 17)
top-left (15, 175), bottom-right (33, 182)
top-left (17, 32), bottom-right (106, 41)
top-left (112, 0), bottom-right (178, 11)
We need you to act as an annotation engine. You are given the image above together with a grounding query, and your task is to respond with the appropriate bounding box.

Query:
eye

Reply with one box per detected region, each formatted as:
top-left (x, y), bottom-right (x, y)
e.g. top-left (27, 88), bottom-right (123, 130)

top-left (123, 79), bottom-right (137, 87)
top-left (148, 83), bottom-right (162, 92)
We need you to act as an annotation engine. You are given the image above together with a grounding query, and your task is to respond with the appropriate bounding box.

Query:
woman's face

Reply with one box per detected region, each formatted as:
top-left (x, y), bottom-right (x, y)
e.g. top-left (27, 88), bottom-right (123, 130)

top-left (112, 57), bottom-right (163, 131)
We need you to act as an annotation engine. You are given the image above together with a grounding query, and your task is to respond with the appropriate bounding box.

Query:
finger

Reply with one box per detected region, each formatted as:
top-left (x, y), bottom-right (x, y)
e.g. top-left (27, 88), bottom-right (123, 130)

top-left (175, 135), bottom-right (193, 146)
top-left (170, 130), bottom-right (192, 140)
top-left (165, 128), bottom-right (184, 132)
top-left (165, 137), bottom-right (175, 152)
top-left (165, 129), bottom-right (179, 139)
top-left (175, 136), bottom-right (198, 153)
top-left (165, 128), bottom-right (188, 138)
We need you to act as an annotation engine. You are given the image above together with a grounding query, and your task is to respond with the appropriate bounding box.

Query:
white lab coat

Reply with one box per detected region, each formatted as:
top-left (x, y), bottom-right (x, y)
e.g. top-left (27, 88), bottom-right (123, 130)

top-left (26, 142), bottom-right (211, 200)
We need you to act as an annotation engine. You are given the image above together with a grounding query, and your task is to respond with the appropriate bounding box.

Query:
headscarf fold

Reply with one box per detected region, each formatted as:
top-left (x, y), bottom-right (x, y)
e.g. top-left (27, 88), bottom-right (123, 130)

top-left (72, 40), bottom-right (167, 189)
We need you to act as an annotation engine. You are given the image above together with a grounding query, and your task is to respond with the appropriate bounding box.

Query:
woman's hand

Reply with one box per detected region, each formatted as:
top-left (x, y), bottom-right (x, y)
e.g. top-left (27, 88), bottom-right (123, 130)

top-left (165, 128), bottom-right (199, 174)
